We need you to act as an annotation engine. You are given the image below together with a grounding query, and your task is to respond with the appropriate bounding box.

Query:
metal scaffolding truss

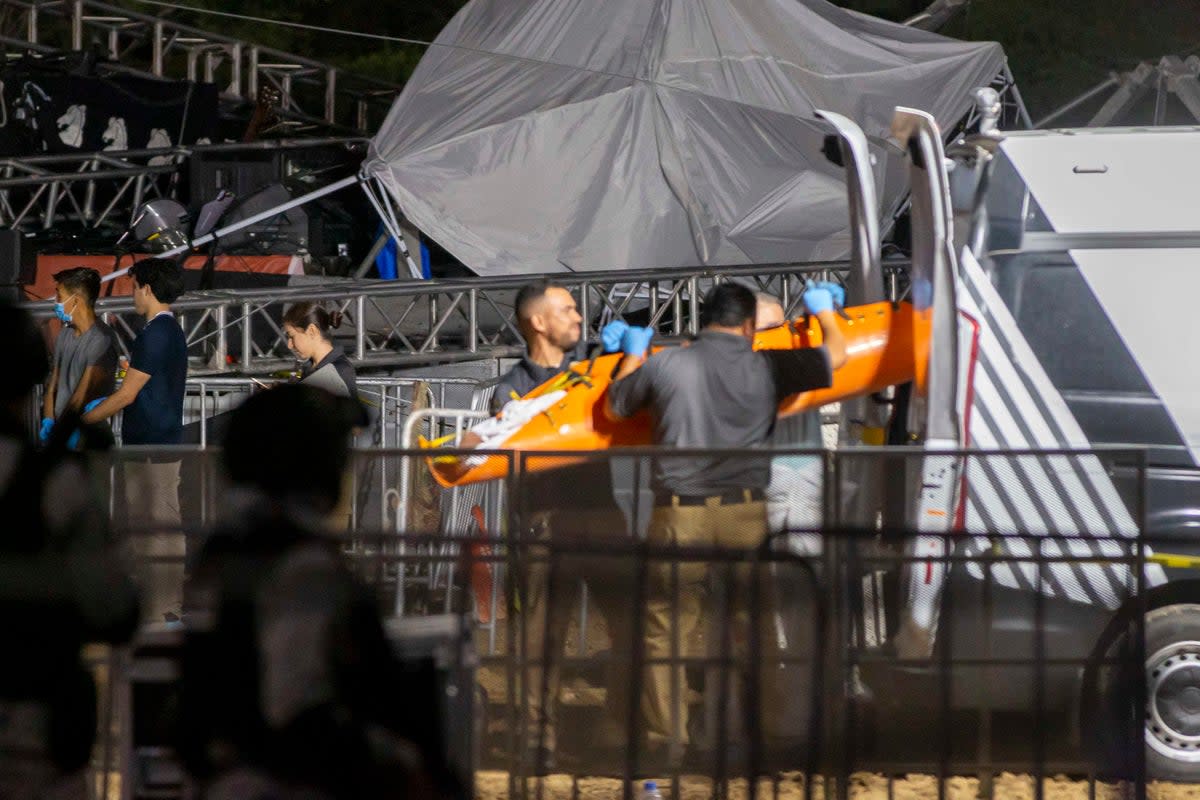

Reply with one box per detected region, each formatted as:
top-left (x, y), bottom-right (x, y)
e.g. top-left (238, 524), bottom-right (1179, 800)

top-left (1036, 55), bottom-right (1200, 128)
top-left (0, 136), bottom-right (364, 231)
top-left (27, 258), bottom-right (909, 373)
top-left (0, 0), bottom-right (401, 133)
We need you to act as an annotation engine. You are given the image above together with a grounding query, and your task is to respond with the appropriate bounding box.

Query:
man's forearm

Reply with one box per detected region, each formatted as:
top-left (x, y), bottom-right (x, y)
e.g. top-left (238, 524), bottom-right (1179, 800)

top-left (603, 355), bottom-right (644, 420)
top-left (66, 380), bottom-right (90, 413)
top-left (612, 353), bottom-right (644, 382)
top-left (814, 310), bottom-right (847, 369)
top-left (43, 373), bottom-right (57, 418)
top-left (81, 387), bottom-right (133, 424)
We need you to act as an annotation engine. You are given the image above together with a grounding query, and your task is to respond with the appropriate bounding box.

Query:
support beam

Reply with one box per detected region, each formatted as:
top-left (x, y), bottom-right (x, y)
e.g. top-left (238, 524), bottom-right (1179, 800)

top-left (1088, 62), bottom-right (1155, 127)
top-left (904, 0), bottom-right (969, 31)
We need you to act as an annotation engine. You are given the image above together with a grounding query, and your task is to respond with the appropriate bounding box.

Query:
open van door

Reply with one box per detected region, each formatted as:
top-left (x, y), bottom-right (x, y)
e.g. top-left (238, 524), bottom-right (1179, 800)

top-left (888, 107), bottom-right (969, 657)
top-left (813, 110), bottom-right (892, 532)
top-left (891, 105), bottom-right (1168, 662)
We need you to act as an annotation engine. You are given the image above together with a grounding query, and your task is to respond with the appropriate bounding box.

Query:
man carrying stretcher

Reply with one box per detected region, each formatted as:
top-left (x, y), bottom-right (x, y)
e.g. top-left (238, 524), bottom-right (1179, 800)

top-left (480, 279), bottom-right (634, 771)
top-left (603, 281), bottom-right (846, 757)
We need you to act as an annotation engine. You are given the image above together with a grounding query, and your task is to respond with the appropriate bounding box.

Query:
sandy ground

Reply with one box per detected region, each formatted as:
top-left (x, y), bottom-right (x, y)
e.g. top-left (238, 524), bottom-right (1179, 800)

top-left (476, 771), bottom-right (1200, 800)
top-left (92, 769), bottom-right (1200, 800)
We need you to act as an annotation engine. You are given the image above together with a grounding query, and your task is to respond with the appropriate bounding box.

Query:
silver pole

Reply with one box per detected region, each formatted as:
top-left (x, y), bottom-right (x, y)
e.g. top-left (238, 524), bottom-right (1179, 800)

top-left (199, 382), bottom-right (207, 449)
top-left (241, 302), bottom-right (252, 370)
top-left (352, 232), bottom-right (390, 279)
top-left (1033, 75), bottom-right (1118, 129)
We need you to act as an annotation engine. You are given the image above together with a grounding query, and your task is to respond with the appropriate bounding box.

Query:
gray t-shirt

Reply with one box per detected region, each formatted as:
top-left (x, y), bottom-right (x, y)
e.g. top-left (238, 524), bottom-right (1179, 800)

top-left (607, 331), bottom-right (832, 495)
top-left (52, 321), bottom-right (118, 418)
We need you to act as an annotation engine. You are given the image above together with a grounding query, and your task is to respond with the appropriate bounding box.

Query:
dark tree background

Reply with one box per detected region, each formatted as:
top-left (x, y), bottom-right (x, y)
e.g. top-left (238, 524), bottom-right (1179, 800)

top-left (120, 0), bottom-right (1200, 123)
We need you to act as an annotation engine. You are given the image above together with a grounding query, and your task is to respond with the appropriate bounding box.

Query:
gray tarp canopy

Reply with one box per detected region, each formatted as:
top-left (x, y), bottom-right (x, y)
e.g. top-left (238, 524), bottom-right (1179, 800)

top-left (366, 0), bottom-right (1006, 276)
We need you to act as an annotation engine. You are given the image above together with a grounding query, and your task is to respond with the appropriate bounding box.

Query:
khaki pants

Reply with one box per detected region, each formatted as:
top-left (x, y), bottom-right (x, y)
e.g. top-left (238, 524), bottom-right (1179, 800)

top-left (124, 460), bottom-right (184, 623)
top-left (642, 497), bottom-right (769, 746)
top-left (519, 507), bottom-right (633, 753)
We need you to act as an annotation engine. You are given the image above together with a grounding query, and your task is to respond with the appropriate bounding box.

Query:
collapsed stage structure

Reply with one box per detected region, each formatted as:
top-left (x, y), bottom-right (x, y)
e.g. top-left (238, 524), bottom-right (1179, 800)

top-left (365, 0), bottom-right (1021, 276)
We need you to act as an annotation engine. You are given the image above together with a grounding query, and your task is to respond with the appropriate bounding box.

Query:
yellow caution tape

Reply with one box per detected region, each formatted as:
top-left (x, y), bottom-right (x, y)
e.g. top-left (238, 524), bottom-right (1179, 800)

top-left (1148, 552), bottom-right (1200, 570)
top-left (418, 433), bottom-right (458, 449)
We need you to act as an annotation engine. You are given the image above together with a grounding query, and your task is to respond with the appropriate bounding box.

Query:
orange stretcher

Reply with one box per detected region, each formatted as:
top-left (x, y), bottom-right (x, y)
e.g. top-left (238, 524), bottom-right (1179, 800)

top-left (426, 300), bottom-right (921, 487)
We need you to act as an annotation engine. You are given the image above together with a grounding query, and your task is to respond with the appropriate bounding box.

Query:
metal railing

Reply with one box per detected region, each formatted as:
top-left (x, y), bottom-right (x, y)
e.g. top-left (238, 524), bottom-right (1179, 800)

top-left (0, 0), bottom-right (401, 132)
top-left (0, 136), bottom-right (364, 232)
top-left (87, 444), bottom-right (1156, 612)
top-left (82, 527), bottom-right (1159, 798)
top-left (62, 445), bottom-right (1166, 796)
top-left (26, 257), bottom-right (909, 372)
top-left (182, 373), bottom-right (491, 448)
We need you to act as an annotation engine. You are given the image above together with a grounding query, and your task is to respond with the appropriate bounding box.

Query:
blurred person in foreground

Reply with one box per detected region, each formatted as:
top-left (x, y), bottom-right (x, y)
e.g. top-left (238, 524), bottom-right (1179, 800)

top-left (180, 384), bottom-right (447, 800)
top-left (0, 300), bottom-right (139, 799)
top-left (41, 267), bottom-right (118, 447)
top-left (83, 257), bottom-right (188, 622)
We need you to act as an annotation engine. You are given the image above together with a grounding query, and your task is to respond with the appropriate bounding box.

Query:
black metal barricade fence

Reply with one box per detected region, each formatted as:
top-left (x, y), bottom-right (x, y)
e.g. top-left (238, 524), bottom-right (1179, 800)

top-left (24, 446), bottom-right (1178, 799)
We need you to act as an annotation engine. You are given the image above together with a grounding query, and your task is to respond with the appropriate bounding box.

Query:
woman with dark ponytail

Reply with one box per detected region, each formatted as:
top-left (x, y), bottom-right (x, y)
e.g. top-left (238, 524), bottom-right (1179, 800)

top-left (282, 302), bottom-right (357, 399)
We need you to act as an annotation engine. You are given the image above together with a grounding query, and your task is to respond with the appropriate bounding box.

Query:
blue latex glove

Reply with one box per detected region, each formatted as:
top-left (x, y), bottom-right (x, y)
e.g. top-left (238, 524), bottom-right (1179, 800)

top-left (814, 280), bottom-right (846, 309)
top-left (620, 325), bottom-right (655, 358)
top-left (39, 417), bottom-right (53, 442)
top-left (600, 320), bottom-right (630, 353)
top-left (802, 281), bottom-right (834, 315)
top-left (66, 397), bottom-right (106, 450)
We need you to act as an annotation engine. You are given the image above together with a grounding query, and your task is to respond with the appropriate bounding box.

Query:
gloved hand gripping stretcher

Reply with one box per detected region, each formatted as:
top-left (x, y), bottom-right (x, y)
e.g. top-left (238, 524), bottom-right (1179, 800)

top-left (423, 286), bottom-right (924, 488)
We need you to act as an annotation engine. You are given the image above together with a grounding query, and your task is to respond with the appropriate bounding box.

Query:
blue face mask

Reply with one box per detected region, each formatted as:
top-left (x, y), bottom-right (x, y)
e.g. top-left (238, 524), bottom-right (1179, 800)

top-left (54, 300), bottom-right (73, 325)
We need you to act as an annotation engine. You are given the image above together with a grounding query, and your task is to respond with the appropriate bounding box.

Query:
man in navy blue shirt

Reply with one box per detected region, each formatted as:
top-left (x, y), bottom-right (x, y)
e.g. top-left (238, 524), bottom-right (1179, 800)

top-left (84, 257), bottom-right (188, 620)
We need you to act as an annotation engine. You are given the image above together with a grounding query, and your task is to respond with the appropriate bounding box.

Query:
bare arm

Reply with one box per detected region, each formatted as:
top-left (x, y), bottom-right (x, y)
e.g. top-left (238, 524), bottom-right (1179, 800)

top-left (81, 367), bottom-right (151, 424)
top-left (43, 364), bottom-right (59, 419)
top-left (612, 353), bottom-right (644, 383)
top-left (813, 310), bottom-right (847, 370)
top-left (65, 365), bottom-right (105, 413)
top-left (603, 354), bottom-right (647, 421)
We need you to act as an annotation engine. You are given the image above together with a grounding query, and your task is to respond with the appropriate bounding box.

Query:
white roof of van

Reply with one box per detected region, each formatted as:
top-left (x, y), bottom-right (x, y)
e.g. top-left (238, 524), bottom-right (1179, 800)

top-left (999, 126), bottom-right (1200, 234)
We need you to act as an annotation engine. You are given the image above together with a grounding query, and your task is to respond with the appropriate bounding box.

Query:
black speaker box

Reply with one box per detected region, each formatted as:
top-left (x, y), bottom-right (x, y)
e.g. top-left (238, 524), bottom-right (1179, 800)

top-left (188, 150), bottom-right (286, 206)
top-left (0, 228), bottom-right (36, 300)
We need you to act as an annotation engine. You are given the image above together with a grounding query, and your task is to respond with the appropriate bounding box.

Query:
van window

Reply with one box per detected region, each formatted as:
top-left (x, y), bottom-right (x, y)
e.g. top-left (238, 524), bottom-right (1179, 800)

top-left (992, 252), bottom-right (1149, 394)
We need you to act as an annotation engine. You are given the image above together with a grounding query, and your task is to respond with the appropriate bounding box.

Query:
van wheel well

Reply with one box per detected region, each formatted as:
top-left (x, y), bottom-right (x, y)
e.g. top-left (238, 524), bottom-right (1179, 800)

top-left (1141, 579), bottom-right (1200, 613)
top-left (1080, 582), bottom-right (1200, 780)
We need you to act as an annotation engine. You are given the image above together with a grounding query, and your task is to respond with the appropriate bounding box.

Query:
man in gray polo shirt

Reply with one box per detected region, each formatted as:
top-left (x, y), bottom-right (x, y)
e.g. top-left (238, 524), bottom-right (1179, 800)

top-left (604, 281), bottom-right (845, 752)
top-left (41, 267), bottom-right (117, 443)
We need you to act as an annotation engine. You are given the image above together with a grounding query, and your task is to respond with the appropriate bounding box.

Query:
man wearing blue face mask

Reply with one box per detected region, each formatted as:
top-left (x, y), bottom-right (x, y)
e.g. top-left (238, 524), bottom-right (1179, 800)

top-left (41, 268), bottom-right (117, 444)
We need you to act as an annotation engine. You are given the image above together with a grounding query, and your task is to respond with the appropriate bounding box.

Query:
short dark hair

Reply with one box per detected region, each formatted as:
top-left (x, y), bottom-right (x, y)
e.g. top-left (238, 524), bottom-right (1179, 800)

top-left (129, 257), bottom-right (184, 304)
top-left (700, 283), bottom-right (756, 329)
top-left (52, 267), bottom-right (101, 306)
top-left (514, 279), bottom-right (570, 325)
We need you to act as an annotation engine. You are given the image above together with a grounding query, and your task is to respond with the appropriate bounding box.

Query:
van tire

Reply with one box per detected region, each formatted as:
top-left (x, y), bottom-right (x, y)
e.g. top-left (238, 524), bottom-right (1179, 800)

top-left (1142, 605), bottom-right (1200, 782)
top-left (1085, 604), bottom-right (1200, 782)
